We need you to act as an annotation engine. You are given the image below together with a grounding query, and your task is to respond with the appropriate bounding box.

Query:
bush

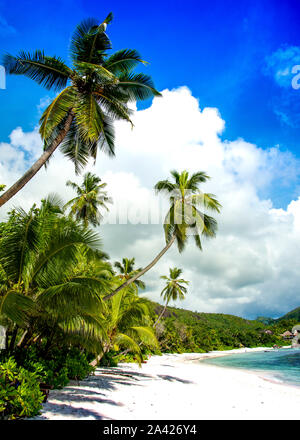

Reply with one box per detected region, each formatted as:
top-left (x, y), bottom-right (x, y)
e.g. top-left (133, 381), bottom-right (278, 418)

top-left (13, 345), bottom-right (95, 389)
top-left (65, 348), bottom-right (95, 381)
top-left (99, 351), bottom-right (119, 367)
top-left (0, 357), bottom-right (44, 419)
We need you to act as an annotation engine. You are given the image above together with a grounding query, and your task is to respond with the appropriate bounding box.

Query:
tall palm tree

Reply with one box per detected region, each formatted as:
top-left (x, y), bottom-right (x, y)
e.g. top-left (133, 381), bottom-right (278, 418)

top-left (0, 13), bottom-right (160, 207)
top-left (114, 257), bottom-right (145, 291)
top-left (153, 267), bottom-right (189, 327)
top-left (65, 172), bottom-right (111, 227)
top-left (104, 170), bottom-right (221, 300)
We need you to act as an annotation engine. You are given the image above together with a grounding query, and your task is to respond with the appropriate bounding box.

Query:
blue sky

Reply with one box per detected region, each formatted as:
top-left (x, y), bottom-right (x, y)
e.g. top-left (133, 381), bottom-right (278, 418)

top-left (1, 0), bottom-right (300, 163)
top-left (1, 0), bottom-right (300, 318)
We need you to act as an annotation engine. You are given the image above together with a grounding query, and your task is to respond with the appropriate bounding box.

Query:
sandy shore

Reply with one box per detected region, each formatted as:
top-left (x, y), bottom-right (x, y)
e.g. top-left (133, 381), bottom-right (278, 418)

top-left (31, 348), bottom-right (300, 420)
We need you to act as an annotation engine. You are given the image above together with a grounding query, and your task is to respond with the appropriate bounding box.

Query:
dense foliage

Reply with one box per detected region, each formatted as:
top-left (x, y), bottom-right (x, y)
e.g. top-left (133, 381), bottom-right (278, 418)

top-left (0, 357), bottom-right (44, 419)
top-left (149, 302), bottom-right (299, 353)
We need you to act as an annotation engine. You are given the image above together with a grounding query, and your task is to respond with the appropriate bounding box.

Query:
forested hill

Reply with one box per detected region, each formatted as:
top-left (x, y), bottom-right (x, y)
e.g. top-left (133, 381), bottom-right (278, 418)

top-left (147, 302), bottom-right (299, 353)
top-left (278, 307), bottom-right (300, 322)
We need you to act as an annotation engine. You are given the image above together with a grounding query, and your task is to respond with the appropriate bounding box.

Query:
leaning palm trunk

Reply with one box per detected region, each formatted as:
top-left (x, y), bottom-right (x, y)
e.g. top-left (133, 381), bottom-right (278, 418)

top-left (103, 234), bottom-right (176, 301)
top-left (0, 113), bottom-right (74, 207)
top-left (153, 301), bottom-right (169, 328)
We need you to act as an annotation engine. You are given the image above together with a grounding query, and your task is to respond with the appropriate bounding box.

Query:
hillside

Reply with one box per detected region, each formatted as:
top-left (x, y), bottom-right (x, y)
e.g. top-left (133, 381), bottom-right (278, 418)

top-left (147, 301), bottom-right (299, 353)
top-left (278, 306), bottom-right (300, 322)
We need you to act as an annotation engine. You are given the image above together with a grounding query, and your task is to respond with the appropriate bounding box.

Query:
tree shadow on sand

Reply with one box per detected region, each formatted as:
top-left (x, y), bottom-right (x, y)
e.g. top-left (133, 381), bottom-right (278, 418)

top-left (32, 366), bottom-right (195, 419)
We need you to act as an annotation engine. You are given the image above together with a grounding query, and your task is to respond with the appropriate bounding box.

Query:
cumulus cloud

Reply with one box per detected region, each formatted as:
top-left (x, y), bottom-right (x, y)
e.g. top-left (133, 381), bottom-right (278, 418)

top-left (0, 86), bottom-right (299, 318)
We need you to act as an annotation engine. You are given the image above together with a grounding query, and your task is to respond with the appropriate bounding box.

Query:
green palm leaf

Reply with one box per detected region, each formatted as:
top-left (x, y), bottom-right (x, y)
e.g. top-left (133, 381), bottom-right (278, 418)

top-left (39, 86), bottom-right (77, 140)
top-left (103, 49), bottom-right (148, 74)
top-left (3, 50), bottom-right (71, 91)
top-left (118, 73), bottom-right (162, 101)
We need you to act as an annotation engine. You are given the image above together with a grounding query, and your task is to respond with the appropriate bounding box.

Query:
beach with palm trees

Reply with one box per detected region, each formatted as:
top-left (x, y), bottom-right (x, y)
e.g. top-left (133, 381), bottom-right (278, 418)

top-left (1, 7), bottom-right (300, 423)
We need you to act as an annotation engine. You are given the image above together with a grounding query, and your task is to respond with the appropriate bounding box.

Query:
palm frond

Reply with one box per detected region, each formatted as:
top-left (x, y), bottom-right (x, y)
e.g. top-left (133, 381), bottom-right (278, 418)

top-left (39, 86), bottom-right (76, 140)
top-left (3, 50), bottom-right (71, 90)
top-left (59, 120), bottom-right (91, 173)
top-left (103, 49), bottom-right (148, 74)
top-left (70, 14), bottom-right (113, 64)
top-left (118, 73), bottom-right (161, 101)
top-left (0, 291), bottom-right (36, 326)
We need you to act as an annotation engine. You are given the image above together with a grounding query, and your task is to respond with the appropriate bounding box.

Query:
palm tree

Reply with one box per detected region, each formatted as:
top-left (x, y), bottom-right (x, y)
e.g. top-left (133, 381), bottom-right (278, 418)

top-left (153, 267), bottom-right (189, 327)
top-left (92, 287), bottom-right (158, 366)
top-left (0, 13), bottom-right (160, 207)
top-left (114, 257), bottom-right (145, 291)
top-left (103, 170), bottom-right (221, 300)
top-left (65, 172), bottom-right (111, 227)
top-left (0, 197), bottom-right (111, 354)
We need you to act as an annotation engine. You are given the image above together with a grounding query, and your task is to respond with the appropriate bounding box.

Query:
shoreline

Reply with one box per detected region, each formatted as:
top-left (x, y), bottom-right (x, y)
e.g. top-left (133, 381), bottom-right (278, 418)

top-left (180, 346), bottom-right (299, 390)
top-left (31, 347), bottom-right (300, 420)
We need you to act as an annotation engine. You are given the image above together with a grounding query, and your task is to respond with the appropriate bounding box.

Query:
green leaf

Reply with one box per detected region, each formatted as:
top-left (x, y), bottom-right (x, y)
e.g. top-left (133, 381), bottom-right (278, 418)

top-left (3, 50), bottom-right (71, 91)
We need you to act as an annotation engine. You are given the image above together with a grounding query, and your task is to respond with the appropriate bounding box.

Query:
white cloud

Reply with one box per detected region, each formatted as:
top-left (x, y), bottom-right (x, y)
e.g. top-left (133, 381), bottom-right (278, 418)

top-left (0, 86), bottom-right (299, 318)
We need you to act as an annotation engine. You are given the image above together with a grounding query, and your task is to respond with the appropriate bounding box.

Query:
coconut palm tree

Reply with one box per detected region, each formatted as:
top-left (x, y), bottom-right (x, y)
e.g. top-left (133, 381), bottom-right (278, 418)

top-left (65, 172), bottom-right (111, 227)
top-left (104, 170), bottom-right (221, 300)
top-left (0, 197), bottom-right (110, 353)
top-left (92, 287), bottom-right (158, 365)
top-left (153, 267), bottom-right (189, 327)
top-left (0, 13), bottom-right (160, 207)
top-left (114, 257), bottom-right (145, 291)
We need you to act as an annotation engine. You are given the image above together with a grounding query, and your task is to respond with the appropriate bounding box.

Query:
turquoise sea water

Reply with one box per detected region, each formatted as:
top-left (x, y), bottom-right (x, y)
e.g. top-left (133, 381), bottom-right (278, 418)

top-left (202, 348), bottom-right (300, 387)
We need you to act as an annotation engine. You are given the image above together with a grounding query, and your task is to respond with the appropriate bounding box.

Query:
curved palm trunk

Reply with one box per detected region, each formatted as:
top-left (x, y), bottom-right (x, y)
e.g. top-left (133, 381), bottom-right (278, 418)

top-left (0, 112), bottom-right (74, 208)
top-left (103, 234), bottom-right (176, 301)
top-left (90, 342), bottom-right (110, 367)
top-left (153, 300), bottom-right (169, 328)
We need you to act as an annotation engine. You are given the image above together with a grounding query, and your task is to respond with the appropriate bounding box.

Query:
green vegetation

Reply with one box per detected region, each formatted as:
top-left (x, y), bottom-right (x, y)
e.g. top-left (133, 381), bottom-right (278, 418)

top-left (149, 303), bottom-right (299, 353)
top-left (65, 172), bottom-right (111, 227)
top-left (0, 357), bottom-right (44, 419)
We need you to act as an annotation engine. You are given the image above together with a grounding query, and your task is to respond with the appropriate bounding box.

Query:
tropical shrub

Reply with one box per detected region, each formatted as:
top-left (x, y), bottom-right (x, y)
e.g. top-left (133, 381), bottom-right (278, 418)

top-left (99, 350), bottom-right (119, 367)
top-left (13, 345), bottom-right (95, 389)
top-left (0, 357), bottom-right (44, 419)
top-left (65, 348), bottom-right (95, 381)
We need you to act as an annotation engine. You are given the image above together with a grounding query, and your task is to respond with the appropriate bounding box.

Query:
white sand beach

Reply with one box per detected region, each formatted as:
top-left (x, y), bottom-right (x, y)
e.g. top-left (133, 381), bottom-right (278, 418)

top-left (31, 349), bottom-right (300, 420)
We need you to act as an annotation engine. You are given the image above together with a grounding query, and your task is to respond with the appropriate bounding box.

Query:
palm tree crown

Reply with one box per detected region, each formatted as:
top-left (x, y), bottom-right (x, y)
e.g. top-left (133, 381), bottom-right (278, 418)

top-left (114, 257), bottom-right (145, 290)
top-left (160, 267), bottom-right (189, 303)
top-left (65, 172), bottom-right (111, 227)
top-left (154, 267), bottom-right (189, 327)
top-left (155, 170), bottom-right (222, 252)
top-left (104, 169), bottom-right (221, 300)
top-left (0, 13), bottom-right (161, 207)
